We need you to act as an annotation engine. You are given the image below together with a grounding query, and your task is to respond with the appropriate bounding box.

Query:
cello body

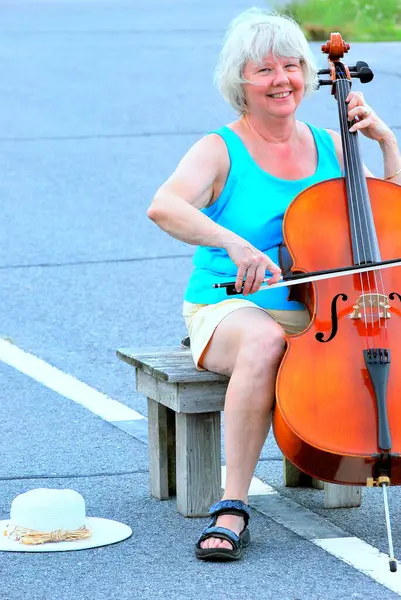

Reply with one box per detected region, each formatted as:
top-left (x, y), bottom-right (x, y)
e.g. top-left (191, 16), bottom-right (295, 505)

top-left (273, 177), bottom-right (401, 485)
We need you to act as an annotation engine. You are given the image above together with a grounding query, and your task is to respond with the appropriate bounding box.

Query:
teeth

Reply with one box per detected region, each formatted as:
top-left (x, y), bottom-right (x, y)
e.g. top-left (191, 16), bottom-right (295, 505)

top-left (270, 92), bottom-right (290, 98)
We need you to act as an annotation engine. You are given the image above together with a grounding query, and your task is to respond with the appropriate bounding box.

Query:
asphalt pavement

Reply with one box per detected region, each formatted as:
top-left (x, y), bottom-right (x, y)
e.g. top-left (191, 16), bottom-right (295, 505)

top-left (1, 1), bottom-right (401, 599)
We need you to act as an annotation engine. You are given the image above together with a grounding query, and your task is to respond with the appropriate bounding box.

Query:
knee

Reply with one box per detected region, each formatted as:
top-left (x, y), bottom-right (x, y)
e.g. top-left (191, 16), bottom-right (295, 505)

top-left (237, 323), bottom-right (286, 370)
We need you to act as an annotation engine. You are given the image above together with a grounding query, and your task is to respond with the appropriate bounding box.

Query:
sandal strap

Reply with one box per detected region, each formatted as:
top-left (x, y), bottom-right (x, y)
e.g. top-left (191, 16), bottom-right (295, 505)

top-left (197, 526), bottom-right (241, 549)
top-left (208, 499), bottom-right (251, 527)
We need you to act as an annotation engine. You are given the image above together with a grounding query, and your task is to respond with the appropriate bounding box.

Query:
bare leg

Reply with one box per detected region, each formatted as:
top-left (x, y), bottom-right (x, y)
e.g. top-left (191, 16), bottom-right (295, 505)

top-left (199, 308), bottom-right (285, 550)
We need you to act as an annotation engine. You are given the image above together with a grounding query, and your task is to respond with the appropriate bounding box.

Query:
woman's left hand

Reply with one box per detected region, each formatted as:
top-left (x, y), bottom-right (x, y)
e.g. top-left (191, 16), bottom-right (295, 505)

top-left (346, 91), bottom-right (393, 143)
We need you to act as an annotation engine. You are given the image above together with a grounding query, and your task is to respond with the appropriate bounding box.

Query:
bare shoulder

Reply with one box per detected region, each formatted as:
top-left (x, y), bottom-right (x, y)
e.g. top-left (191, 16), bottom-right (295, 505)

top-left (325, 128), bottom-right (342, 154)
top-left (174, 132), bottom-right (230, 193)
top-left (186, 132), bottom-right (229, 167)
top-left (325, 128), bottom-right (344, 171)
top-left (152, 131), bottom-right (230, 210)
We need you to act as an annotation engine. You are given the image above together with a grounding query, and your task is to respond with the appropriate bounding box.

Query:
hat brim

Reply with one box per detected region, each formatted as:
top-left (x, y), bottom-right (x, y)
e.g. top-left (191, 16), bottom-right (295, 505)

top-left (0, 517), bottom-right (132, 552)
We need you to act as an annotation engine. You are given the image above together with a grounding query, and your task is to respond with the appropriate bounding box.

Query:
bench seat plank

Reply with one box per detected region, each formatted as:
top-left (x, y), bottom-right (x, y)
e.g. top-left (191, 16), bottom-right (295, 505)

top-left (117, 347), bottom-right (228, 383)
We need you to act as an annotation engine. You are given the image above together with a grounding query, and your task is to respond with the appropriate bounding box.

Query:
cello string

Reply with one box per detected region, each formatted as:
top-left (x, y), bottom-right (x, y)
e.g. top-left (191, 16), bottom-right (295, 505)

top-left (348, 126), bottom-right (388, 344)
top-left (344, 79), bottom-right (385, 347)
top-left (339, 79), bottom-right (375, 338)
top-left (339, 76), bottom-right (386, 346)
top-left (339, 77), bottom-right (387, 344)
top-left (347, 86), bottom-right (389, 341)
top-left (341, 78), bottom-right (386, 349)
top-left (336, 77), bottom-right (372, 345)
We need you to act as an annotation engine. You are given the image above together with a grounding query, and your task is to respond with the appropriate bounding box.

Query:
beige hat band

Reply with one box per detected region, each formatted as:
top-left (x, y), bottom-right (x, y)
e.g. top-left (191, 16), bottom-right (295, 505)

top-left (4, 523), bottom-right (92, 546)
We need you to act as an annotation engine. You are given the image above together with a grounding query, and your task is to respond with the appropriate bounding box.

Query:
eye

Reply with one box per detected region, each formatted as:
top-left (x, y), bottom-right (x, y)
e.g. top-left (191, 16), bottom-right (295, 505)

top-left (285, 63), bottom-right (300, 69)
top-left (258, 67), bottom-right (271, 73)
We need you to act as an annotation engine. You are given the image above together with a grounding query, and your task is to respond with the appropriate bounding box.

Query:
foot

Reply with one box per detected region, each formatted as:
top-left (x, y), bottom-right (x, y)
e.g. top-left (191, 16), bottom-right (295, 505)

top-left (200, 513), bottom-right (245, 550)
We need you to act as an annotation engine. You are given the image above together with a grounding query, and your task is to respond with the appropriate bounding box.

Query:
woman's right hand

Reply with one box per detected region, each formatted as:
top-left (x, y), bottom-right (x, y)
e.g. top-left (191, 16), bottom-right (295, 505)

top-left (224, 239), bottom-right (282, 295)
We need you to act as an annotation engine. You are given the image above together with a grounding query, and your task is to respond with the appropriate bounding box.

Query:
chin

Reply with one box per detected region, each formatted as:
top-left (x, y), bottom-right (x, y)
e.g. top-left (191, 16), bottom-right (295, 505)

top-left (271, 107), bottom-right (297, 118)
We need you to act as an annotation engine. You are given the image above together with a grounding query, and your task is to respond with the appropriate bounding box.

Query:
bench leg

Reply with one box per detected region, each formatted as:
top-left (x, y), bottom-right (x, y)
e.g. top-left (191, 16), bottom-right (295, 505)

top-left (323, 482), bottom-right (362, 508)
top-left (175, 411), bottom-right (221, 517)
top-left (147, 397), bottom-right (176, 500)
top-left (283, 457), bottom-right (316, 487)
top-left (283, 458), bottom-right (362, 508)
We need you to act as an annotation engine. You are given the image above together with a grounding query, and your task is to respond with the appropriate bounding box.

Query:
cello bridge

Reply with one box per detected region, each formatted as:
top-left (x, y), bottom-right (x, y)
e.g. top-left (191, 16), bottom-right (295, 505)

top-left (350, 293), bottom-right (391, 320)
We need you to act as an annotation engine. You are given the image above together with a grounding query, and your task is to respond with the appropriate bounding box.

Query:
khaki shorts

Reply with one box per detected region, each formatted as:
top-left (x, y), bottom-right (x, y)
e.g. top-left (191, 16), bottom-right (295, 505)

top-left (182, 298), bottom-right (310, 371)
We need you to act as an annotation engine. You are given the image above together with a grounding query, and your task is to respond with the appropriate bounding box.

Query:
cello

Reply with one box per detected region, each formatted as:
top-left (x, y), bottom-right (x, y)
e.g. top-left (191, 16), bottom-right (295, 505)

top-left (214, 33), bottom-right (401, 572)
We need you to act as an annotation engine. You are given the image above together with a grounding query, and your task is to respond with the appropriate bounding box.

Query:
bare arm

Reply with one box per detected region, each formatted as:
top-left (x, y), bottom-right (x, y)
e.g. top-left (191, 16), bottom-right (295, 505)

top-left (147, 134), bottom-right (239, 248)
top-left (379, 135), bottom-right (401, 185)
top-left (147, 133), bottom-right (281, 293)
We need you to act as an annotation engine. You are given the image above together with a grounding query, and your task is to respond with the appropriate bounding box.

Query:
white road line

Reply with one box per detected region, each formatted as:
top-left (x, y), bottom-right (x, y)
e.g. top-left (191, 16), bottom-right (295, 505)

top-left (314, 537), bottom-right (401, 594)
top-left (221, 465), bottom-right (277, 496)
top-left (252, 493), bottom-right (401, 596)
top-left (0, 338), bottom-right (144, 423)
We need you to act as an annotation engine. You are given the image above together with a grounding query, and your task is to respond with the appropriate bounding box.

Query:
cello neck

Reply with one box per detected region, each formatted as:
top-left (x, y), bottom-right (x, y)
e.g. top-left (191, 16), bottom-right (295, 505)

top-left (335, 76), bottom-right (382, 265)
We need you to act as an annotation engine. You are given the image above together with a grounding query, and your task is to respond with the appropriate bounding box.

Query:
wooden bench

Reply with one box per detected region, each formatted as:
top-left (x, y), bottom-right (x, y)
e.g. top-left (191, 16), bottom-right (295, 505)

top-left (117, 346), bottom-right (361, 517)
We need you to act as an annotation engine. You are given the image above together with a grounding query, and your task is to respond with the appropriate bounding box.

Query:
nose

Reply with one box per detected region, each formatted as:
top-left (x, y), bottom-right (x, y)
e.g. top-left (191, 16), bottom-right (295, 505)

top-left (272, 66), bottom-right (290, 86)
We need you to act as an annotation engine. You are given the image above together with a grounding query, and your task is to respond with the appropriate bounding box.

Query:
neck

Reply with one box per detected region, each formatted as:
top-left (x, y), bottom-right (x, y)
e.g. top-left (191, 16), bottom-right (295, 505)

top-left (242, 113), bottom-right (298, 144)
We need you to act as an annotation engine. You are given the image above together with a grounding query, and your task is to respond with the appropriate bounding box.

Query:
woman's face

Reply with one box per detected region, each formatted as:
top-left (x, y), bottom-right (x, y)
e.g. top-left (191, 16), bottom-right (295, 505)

top-left (242, 54), bottom-right (305, 118)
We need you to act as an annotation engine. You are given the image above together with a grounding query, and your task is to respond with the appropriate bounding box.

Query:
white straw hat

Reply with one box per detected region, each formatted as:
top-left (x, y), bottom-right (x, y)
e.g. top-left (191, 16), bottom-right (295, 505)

top-left (0, 488), bottom-right (132, 552)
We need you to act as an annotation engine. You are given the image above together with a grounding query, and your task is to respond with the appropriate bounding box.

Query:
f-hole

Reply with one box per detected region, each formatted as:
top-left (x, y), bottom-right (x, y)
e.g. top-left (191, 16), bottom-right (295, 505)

top-left (315, 293), bottom-right (348, 343)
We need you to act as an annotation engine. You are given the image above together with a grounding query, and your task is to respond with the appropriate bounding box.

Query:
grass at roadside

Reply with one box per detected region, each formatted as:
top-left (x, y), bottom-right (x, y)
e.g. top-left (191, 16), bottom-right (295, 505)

top-left (275, 0), bottom-right (401, 41)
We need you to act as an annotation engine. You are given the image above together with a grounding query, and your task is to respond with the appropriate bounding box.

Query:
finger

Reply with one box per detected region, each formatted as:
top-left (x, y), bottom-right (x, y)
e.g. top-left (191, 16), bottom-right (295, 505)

top-left (241, 255), bottom-right (259, 294)
top-left (242, 265), bottom-right (257, 296)
top-left (348, 105), bottom-right (372, 121)
top-left (235, 264), bottom-right (247, 293)
top-left (249, 263), bottom-right (267, 294)
top-left (346, 91), bottom-right (364, 107)
top-left (268, 269), bottom-right (282, 284)
top-left (345, 92), bottom-right (356, 107)
top-left (264, 261), bottom-right (282, 284)
top-left (345, 92), bottom-right (354, 105)
top-left (349, 115), bottom-right (374, 132)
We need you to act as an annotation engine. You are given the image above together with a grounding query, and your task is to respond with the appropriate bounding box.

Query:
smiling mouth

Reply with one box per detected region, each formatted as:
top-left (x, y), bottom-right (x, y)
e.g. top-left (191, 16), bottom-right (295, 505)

top-left (268, 91), bottom-right (292, 99)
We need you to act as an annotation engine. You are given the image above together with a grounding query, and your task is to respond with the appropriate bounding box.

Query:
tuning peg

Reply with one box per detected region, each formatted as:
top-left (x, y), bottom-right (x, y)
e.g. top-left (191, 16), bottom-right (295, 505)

top-left (349, 61), bottom-right (374, 83)
top-left (358, 66), bottom-right (374, 83)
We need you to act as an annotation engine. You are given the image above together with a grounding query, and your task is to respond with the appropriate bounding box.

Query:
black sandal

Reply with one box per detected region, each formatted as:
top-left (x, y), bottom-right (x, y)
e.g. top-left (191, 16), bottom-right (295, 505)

top-left (195, 499), bottom-right (251, 561)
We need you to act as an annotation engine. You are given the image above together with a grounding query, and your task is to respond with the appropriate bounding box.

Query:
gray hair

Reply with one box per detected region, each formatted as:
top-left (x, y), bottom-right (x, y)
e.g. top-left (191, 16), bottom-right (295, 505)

top-left (215, 7), bottom-right (318, 114)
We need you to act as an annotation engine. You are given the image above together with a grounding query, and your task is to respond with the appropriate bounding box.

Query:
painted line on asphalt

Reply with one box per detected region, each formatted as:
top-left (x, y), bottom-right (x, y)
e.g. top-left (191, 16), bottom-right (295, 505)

top-left (2, 338), bottom-right (399, 593)
top-left (249, 492), bottom-right (401, 595)
top-left (0, 338), bottom-right (145, 423)
top-left (314, 537), bottom-right (401, 594)
top-left (221, 465), bottom-right (277, 496)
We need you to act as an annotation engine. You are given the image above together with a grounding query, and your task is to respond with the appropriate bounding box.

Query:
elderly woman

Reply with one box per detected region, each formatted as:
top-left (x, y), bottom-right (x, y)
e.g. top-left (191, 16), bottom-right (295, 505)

top-left (147, 8), bottom-right (401, 561)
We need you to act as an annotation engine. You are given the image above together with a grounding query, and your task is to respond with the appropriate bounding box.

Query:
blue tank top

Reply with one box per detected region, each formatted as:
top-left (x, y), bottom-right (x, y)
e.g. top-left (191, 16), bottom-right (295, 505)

top-left (184, 123), bottom-right (342, 309)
